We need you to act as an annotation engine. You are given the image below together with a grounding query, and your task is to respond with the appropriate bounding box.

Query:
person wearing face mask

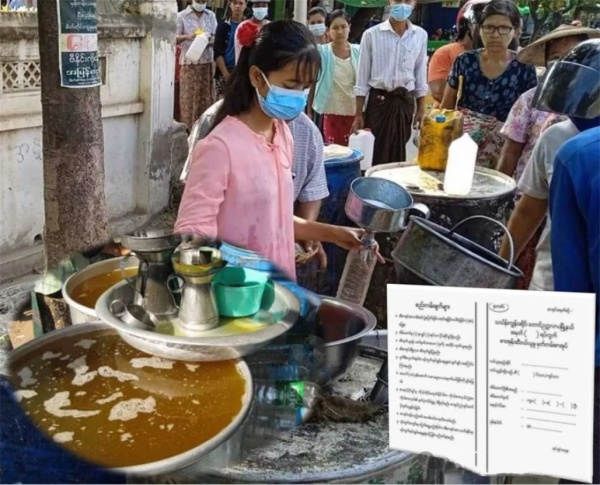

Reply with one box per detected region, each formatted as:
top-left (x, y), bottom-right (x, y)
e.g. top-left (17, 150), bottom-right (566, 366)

top-left (176, 0), bottom-right (218, 129)
top-left (175, 20), bottom-right (382, 281)
top-left (440, 0), bottom-right (537, 170)
top-left (307, 7), bottom-right (329, 45)
top-left (497, 25), bottom-right (596, 292)
top-left (234, 0), bottom-right (270, 64)
top-left (352, 0), bottom-right (428, 167)
top-left (309, 10), bottom-right (360, 146)
top-left (537, 39), bottom-right (600, 485)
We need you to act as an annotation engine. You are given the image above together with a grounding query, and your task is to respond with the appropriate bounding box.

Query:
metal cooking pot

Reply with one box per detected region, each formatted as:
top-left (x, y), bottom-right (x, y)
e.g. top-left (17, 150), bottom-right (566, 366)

top-left (315, 296), bottom-right (377, 385)
top-left (7, 323), bottom-right (254, 477)
top-left (62, 257), bottom-right (139, 325)
top-left (345, 177), bottom-right (430, 233)
top-left (392, 215), bottom-right (524, 289)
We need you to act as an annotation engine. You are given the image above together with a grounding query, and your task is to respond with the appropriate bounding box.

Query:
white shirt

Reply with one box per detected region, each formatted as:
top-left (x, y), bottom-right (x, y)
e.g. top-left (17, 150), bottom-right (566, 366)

top-left (354, 20), bottom-right (428, 98)
top-left (517, 120), bottom-right (579, 291)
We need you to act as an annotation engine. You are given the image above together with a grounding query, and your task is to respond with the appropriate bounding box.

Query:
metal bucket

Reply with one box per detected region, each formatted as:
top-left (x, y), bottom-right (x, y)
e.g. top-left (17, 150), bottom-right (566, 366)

top-left (363, 162), bottom-right (516, 325)
top-left (392, 215), bottom-right (523, 289)
top-left (62, 257), bottom-right (139, 324)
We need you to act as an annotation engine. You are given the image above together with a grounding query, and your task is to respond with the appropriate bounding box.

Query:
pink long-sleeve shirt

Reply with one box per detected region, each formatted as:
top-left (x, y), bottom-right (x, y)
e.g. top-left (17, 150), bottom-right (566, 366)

top-left (175, 115), bottom-right (297, 280)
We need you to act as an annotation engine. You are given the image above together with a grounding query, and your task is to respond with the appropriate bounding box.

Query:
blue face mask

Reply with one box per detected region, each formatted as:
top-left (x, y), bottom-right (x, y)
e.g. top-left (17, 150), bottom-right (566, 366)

top-left (253, 7), bottom-right (268, 21)
top-left (256, 72), bottom-right (308, 121)
top-left (390, 3), bottom-right (413, 21)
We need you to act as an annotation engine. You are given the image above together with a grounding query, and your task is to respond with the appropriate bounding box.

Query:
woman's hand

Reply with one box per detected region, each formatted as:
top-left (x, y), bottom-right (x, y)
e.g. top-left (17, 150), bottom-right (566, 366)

top-left (330, 227), bottom-right (385, 263)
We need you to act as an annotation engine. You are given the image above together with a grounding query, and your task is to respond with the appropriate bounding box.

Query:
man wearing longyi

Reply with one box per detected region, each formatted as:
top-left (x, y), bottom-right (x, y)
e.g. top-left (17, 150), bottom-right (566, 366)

top-left (351, 0), bottom-right (428, 166)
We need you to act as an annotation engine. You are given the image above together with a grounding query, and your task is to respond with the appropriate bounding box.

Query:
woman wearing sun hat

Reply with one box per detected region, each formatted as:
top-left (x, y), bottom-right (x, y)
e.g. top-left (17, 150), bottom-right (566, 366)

top-left (498, 24), bottom-right (599, 292)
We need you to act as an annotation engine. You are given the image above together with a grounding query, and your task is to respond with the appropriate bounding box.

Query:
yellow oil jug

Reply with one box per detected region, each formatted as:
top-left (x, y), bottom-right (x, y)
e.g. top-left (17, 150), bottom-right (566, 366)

top-left (417, 109), bottom-right (464, 172)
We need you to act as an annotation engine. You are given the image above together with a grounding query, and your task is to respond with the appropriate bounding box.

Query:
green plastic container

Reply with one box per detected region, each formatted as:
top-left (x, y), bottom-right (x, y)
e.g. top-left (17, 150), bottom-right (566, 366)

top-left (213, 267), bottom-right (269, 318)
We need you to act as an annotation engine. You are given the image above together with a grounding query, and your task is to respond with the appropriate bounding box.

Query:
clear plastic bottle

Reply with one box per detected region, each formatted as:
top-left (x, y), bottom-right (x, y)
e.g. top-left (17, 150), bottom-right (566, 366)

top-left (242, 380), bottom-right (320, 447)
top-left (336, 232), bottom-right (377, 306)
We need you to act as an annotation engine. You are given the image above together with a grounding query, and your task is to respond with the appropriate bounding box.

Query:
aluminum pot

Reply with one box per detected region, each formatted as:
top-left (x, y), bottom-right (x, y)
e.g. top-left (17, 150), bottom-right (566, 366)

top-left (345, 177), bottom-right (430, 233)
top-left (314, 296), bottom-right (377, 384)
top-left (392, 215), bottom-right (524, 289)
top-left (7, 322), bottom-right (254, 477)
top-left (62, 257), bottom-right (139, 325)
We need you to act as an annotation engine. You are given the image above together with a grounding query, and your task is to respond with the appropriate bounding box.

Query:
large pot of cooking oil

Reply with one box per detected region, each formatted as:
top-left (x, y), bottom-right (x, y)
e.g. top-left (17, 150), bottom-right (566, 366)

top-left (8, 323), bottom-right (253, 476)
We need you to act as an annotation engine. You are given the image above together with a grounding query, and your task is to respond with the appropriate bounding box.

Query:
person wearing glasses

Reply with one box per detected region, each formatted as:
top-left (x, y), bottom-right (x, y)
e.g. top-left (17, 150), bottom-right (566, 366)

top-left (440, 0), bottom-right (537, 170)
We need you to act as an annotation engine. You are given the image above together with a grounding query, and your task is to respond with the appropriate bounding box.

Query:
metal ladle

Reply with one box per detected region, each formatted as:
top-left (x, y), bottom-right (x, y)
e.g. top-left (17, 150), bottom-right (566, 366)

top-left (110, 299), bottom-right (158, 332)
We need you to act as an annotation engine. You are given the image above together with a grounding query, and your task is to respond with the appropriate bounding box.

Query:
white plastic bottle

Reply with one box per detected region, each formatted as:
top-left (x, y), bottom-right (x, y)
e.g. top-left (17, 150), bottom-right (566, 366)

top-left (443, 133), bottom-right (478, 196)
top-left (349, 129), bottom-right (375, 171)
top-left (185, 32), bottom-right (210, 63)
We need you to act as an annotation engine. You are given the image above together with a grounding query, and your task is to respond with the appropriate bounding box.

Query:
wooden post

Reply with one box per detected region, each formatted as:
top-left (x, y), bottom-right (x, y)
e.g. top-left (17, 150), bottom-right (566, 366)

top-left (37, 0), bottom-right (109, 270)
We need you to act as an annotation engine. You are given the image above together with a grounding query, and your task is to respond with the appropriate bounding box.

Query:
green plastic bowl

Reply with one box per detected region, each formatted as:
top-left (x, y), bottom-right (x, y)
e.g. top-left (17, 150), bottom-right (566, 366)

top-left (213, 267), bottom-right (269, 318)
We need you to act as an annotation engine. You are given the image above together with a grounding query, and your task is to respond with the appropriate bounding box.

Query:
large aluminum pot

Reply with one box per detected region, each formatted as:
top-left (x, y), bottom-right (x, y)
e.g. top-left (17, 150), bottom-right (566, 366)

top-left (7, 322), bottom-right (254, 477)
top-left (314, 297), bottom-right (377, 385)
top-left (62, 257), bottom-right (139, 324)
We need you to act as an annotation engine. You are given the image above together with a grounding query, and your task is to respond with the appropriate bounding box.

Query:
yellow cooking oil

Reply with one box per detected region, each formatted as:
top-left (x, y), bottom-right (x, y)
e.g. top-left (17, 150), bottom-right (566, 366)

top-left (71, 268), bottom-right (138, 309)
top-left (10, 329), bottom-right (247, 469)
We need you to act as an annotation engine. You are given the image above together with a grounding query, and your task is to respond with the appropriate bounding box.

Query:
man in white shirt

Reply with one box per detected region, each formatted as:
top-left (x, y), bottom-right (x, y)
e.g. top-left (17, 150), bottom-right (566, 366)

top-left (352, 0), bottom-right (428, 166)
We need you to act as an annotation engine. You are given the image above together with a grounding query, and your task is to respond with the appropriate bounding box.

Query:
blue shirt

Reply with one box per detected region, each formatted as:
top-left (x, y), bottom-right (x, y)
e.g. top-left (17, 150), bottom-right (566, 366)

top-left (548, 126), bottom-right (600, 367)
top-left (224, 20), bottom-right (240, 69)
top-left (447, 49), bottom-right (538, 122)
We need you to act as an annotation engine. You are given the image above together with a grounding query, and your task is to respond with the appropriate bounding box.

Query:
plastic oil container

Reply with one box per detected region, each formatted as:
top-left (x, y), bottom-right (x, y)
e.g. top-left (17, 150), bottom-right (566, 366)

top-left (348, 129), bottom-right (375, 171)
top-left (185, 30), bottom-right (210, 63)
top-left (416, 109), bottom-right (464, 172)
top-left (443, 133), bottom-right (478, 196)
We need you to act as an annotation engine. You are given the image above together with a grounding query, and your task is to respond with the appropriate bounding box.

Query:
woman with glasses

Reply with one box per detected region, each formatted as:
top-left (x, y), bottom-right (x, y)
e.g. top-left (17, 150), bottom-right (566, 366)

top-left (440, 0), bottom-right (537, 169)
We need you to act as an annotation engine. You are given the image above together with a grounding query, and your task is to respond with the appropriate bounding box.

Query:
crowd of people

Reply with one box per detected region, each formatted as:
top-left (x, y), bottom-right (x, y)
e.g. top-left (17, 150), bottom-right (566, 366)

top-left (174, 3), bottom-right (598, 482)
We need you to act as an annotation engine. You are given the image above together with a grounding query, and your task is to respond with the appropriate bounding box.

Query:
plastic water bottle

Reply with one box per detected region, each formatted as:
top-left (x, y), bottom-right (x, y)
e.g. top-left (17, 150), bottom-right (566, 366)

top-left (336, 232), bottom-right (377, 306)
top-left (242, 380), bottom-right (320, 446)
top-left (349, 129), bottom-right (375, 171)
top-left (443, 133), bottom-right (478, 195)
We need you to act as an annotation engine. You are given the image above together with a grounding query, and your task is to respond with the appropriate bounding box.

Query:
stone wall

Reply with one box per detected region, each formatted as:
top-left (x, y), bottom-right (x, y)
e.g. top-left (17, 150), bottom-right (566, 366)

top-left (0, 0), bottom-right (179, 282)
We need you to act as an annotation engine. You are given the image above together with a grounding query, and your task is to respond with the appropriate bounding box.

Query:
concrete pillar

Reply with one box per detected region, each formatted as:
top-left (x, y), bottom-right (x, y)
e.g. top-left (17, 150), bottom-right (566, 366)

top-left (136, 0), bottom-right (177, 216)
top-left (293, 0), bottom-right (307, 25)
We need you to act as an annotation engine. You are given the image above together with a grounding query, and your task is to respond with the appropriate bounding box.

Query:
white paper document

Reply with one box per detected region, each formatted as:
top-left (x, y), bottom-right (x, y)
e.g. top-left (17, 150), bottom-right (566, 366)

top-left (387, 285), bottom-right (596, 483)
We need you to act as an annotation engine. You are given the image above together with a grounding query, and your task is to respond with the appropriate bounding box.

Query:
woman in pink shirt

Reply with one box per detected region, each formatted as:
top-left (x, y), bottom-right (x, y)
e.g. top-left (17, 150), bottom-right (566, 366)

top-left (175, 20), bottom-right (373, 281)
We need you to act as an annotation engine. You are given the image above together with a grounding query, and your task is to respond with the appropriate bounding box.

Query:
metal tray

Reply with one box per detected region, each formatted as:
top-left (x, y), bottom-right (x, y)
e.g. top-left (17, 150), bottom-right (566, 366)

top-left (95, 280), bottom-right (300, 362)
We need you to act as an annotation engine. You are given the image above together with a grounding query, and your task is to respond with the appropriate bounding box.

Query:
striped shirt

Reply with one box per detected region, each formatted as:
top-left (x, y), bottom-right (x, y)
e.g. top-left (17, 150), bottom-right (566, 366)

top-left (354, 20), bottom-right (428, 98)
top-left (176, 7), bottom-right (218, 65)
top-left (181, 101), bottom-right (329, 204)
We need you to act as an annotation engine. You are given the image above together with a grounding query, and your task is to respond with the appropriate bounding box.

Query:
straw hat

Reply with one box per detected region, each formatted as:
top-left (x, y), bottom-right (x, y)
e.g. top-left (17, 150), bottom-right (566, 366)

top-left (517, 24), bottom-right (600, 66)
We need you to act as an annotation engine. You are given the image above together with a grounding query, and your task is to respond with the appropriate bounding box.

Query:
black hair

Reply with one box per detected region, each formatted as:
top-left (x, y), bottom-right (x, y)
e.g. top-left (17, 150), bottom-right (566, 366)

top-left (212, 20), bottom-right (321, 131)
top-left (456, 17), bottom-right (471, 41)
top-left (544, 34), bottom-right (589, 61)
top-left (326, 9), bottom-right (351, 28)
top-left (474, 1), bottom-right (521, 50)
top-left (308, 6), bottom-right (327, 20)
top-left (478, 0), bottom-right (521, 29)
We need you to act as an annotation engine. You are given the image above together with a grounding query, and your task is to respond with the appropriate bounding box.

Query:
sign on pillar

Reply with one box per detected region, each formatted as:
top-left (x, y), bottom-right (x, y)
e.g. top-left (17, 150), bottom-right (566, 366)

top-left (57, 0), bottom-right (102, 88)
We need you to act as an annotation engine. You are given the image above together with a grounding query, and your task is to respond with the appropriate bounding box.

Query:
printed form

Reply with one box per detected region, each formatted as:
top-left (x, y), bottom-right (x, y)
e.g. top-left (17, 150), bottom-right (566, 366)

top-left (387, 285), bottom-right (596, 483)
